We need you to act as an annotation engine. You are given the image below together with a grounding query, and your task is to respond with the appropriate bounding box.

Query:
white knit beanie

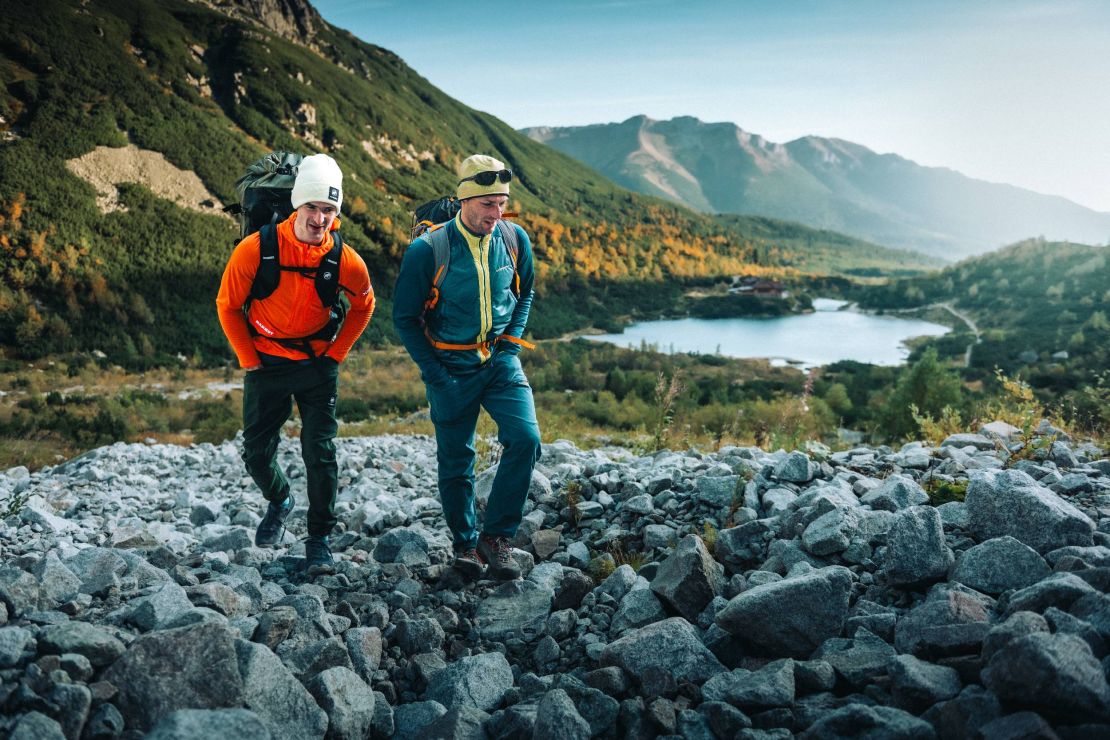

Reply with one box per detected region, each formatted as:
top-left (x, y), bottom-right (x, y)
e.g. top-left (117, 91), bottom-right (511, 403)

top-left (291, 153), bottom-right (343, 210)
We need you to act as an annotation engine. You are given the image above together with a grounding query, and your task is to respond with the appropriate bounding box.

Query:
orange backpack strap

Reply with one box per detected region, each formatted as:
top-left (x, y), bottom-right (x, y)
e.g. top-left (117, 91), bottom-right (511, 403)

top-left (422, 225), bottom-right (452, 311)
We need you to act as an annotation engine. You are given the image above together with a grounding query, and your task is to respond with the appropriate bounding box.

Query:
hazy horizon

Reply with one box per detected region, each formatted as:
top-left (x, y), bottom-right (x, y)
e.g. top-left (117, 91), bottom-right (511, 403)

top-left (313, 0), bottom-right (1110, 214)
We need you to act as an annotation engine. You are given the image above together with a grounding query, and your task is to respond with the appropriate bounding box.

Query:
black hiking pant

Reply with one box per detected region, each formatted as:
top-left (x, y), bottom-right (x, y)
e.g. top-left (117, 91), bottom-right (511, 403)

top-left (241, 360), bottom-right (339, 537)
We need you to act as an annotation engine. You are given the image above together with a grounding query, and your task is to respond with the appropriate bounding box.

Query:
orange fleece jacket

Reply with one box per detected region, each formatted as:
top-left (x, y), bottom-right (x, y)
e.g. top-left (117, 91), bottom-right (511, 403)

top-left (216, 212), bottom-right (374, 368)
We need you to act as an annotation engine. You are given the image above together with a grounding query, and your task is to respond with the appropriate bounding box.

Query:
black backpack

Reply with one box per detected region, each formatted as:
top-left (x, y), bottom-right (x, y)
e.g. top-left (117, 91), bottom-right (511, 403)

top-left (226, 151), bottom-right (346, 357)
top-left (410, 196), bottom-right (461, 242)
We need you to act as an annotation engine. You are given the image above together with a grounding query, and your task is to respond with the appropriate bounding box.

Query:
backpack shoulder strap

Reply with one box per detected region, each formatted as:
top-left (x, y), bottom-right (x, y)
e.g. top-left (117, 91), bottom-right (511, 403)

top-left (422, 225), bottom-right (452, 311)
top-left (250, 224), bottom-right (281, 300)
top-left (314, 231), bottom-right (343, 308)
top-left (495, 220), bottom-right (521, 297)
top-left (496, 220), bottom-right (519, 262)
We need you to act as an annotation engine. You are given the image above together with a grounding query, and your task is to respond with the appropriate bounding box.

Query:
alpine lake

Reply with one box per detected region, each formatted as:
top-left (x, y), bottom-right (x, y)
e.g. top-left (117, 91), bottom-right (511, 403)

top-left (585, 299), bottom-right (951, 369)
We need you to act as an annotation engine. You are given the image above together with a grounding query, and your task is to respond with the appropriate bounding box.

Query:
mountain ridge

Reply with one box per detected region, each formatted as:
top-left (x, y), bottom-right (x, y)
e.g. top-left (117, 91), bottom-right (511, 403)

top-left (0, 0), bottom-right (935, 364)
top-left (524, 115), bottom-right (1110, 260)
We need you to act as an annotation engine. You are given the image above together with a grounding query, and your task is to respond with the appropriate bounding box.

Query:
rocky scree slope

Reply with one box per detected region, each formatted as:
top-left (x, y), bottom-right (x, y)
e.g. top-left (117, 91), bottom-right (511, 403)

top-left (1, 426), bottom-right (1109, 738)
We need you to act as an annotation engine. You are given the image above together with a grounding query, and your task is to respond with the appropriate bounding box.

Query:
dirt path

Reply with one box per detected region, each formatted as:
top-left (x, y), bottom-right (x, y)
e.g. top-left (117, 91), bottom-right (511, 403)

top-left (880, 301), bottom-right (981, 367)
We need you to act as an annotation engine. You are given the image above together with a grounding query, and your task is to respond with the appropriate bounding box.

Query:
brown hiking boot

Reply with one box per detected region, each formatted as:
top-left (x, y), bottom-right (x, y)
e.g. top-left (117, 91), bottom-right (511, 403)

top-left (452, 547), bottom-right (485, 579)
top-left (477, 534), bottom-right (521, 581)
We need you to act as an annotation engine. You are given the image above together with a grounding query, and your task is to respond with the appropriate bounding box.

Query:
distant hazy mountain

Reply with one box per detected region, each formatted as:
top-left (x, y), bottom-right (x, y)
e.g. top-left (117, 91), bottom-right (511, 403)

top-left (524, 115), bottom-right (1110, 260)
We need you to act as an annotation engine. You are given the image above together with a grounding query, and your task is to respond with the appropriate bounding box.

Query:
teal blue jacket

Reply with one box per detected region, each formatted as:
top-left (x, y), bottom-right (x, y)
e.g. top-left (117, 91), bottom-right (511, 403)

top-left (393, 214), bottom-right (535, 385)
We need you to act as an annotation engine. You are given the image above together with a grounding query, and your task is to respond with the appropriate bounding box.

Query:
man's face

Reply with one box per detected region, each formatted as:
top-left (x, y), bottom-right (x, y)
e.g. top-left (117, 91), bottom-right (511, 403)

top-left (459, 194), bottom-right (508, 236)
top-left (293, 201), bottom-right (338, 245)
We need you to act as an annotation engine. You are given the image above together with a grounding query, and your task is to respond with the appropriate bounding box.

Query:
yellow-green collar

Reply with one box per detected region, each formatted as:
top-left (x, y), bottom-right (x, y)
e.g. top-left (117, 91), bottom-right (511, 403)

top-left (454, 213), bottom-right (488, 247)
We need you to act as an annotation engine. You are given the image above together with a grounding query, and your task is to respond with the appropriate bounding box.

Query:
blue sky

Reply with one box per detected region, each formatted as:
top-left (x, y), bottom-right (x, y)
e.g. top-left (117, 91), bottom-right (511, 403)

top-left (313, 0), bottom-right (1110, 212)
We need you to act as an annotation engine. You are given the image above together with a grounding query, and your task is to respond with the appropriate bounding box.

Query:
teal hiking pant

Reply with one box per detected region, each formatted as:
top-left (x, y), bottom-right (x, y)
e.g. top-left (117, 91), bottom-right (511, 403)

top-left (426, 352), bottom-right (542, 551)
top-left (241, 360), bottom-right (340, 537)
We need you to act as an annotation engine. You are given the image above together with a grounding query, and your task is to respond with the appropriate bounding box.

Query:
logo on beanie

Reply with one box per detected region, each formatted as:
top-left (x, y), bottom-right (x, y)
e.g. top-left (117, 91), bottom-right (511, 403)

top-left (328, 187), bottom-right (339, 202)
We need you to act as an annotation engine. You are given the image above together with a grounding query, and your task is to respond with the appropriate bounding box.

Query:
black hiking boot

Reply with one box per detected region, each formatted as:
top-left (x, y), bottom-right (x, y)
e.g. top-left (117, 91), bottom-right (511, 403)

top-left (304, 535), bottom-right (334, 574)
top-left (477, 534), bottom-right (521, 581)
top-left (452, 547), bottom-right (485, 579)
top-left (254, 493), bottom-right (294, 547)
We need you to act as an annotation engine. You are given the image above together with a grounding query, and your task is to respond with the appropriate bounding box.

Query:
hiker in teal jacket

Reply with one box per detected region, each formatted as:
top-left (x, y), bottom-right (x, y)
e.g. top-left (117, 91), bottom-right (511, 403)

top-left (393, 154), bottom-right (541, 580)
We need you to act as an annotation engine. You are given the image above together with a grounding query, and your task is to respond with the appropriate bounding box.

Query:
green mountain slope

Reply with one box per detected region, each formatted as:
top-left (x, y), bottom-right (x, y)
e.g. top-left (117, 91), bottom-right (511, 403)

top-left (0, 0), bottom-right (933, 366)
top-left (525, 115), bottom-right (1110, 261)
top-left (859, 239), bottom-right (1110, 407)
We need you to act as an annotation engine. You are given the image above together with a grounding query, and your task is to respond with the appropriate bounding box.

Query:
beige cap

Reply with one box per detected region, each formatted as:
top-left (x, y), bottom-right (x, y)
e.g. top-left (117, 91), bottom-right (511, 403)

top-left (456, 154), bottom-right (511, 200)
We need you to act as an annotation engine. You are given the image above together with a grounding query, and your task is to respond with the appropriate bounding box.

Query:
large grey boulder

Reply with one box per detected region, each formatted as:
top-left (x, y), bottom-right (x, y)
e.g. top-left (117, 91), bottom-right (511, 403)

top-left (600, 617), bottom-right (726, 684)
top-left (595, 564), bottom-right (638, 603)
top-left (813, 628), bottom-right (896, 688)
top-left (394, 617), bottom-right (445, 655)
top-left (941, 433), bottom-right (995, 450)
top-left (127, 582), bottom-right (195, 632)
top-left (370, 690), bottom-right (394, 739)
top-left (279, 637), bottom-right (354, 683)
top-left (423, 651), bottom-right (513, 712)
top-left (894, 584), bottom-right (993, 659)
top-left (0, 625), bottom-right (33, 668)
top-left (610, 588), bottom-right (668, 635)
top-left (949, 536), bottom-right (1051, 595)
top-left (650, 534), bottom-right (724, 622)
top-left (103, 622), bottom-right (244, 732)
top-left (888, 654), bottom-right (962, 713)
top-left (799, 703), bottom-right (936, 739)
top-left (186, 583), bottom-right (251, 618)
top-left (974, 712), bottom-right (1060, 740)
top-left (30, 552), bottom-right (81, 608)
top-left (695, 475), bottom-right (742, 509)
top-left (1071, 592), bottom-right (1110, 642)
top-left (235, 639), bottom-right (328, 740)
top-left (43, 682), bottom-right (91, 740)
top-left (306, 667), bottom-right (376, 740)
top-left (422, 706), bottom-right (489, 739)
top-left (392, 701), bottom-right (447, 740)
top-left (344, 626), bottom-right (382, 683)
top-left (146, 709), bottom-right (271, 740)
top-left (981, 611), bottom-right (1049, 663)
top-left (715, 567), bottom-right (853, 658)
top-left (473, 580), bottom-right (552, 641)
top-left (65, 547), bottom-right (128, 596)
top-left (372, 525), bottom-right (436, 564)
top-left (714, 520), bottom-right (773, 567)
top-left (0, 566), bottom-right (44, 617)
top-left (860, 474), bottom-right (928, 512)
top-left (1002, 572), bottom-right (1097, 617)
top-left (533, 689), bottom-right (591, 740)
top-left (38, 621), bottom-right (125, 667)
top-left (9, 712), bottom-right (67, 740)
top-left (774, 451), bottom-right (814, 483)
top-left (802, 507), bottom-right (864, 556)
top-left (921, 685), bottom-right (1001, 740)
top-left (700, 658), bottom-right (795, 709)
top-left (965, 469), bottom-right (1095, 553)
top-left (882, 506), bottom-right (953, 588)
top-left (1046, 545), bottom-right (1110, 569)
top-left (981, 632), bottom-right (1110, 719)
top-left (546, 674), bottom-right (619, 737)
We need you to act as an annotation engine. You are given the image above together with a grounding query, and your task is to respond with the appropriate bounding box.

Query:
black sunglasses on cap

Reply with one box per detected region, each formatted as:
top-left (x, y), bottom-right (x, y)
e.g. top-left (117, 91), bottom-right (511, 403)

top-left (458, 169), bottom-right (513, 187)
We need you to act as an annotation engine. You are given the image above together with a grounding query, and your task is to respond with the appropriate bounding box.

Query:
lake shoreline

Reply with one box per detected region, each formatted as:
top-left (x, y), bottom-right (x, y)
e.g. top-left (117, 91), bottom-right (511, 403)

top-left (578, 297), bottom-right (951, 369)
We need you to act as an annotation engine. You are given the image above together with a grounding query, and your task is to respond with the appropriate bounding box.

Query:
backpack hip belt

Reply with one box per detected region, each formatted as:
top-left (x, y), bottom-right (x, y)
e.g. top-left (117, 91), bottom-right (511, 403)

top-left (423, 328), bottom-right (535, 353)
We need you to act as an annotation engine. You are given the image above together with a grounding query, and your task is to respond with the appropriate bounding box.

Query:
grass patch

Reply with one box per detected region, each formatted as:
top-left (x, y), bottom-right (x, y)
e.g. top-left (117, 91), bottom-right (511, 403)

top-left (924, 477), bottom-right (969, 505)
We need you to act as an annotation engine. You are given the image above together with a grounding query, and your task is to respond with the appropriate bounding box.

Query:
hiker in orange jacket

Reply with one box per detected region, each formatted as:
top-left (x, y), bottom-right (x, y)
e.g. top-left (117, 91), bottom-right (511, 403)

top-left (216, 153), bottom-right (374, 572)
